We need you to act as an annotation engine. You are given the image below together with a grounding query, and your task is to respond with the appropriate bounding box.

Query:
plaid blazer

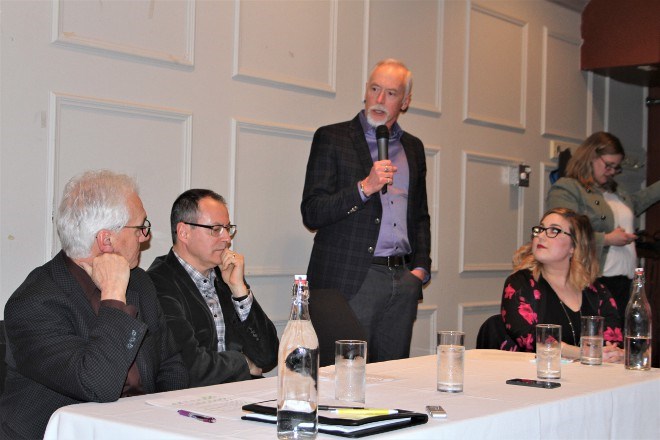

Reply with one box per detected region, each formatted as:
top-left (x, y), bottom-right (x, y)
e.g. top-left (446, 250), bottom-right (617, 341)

top-left (301, 114), bottom-right (431, 299)
top-left (0, 251), bottom-right (188, 439)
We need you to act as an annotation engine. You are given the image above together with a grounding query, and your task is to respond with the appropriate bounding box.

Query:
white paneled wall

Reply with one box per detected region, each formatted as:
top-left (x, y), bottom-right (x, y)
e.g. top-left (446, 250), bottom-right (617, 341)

top-left (0, 1), bottom-right (648, 354)
top-left (47, 92), bottom-right (193, 266)
top-left (460, 151), bottom-right (525, 273)
top-left (464, 2), bottom-right (528, 131)
top-left (541, 27), bottom-right (588, 140)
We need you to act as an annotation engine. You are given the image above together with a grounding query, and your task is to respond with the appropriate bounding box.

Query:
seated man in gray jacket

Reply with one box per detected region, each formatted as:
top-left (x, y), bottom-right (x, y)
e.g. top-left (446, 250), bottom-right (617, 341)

top-left (148, 189), bottom-right (279, 386)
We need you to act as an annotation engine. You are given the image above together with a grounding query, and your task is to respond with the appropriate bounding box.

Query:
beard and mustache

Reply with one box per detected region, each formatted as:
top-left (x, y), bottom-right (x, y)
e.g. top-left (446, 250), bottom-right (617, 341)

top-left (366, 104), bottom-right (390, 128)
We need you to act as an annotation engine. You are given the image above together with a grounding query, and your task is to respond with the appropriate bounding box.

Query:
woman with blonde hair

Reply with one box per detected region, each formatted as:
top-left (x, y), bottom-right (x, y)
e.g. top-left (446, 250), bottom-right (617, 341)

top-left (547, 131), bottom-right (660, 323)
top-left (500, 208), bottom-right (623, 361)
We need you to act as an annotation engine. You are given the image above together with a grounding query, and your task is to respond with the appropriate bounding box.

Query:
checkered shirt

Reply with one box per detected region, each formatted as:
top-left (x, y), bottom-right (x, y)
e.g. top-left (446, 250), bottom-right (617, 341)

top-left (174, 252), bottom-right (252, 352)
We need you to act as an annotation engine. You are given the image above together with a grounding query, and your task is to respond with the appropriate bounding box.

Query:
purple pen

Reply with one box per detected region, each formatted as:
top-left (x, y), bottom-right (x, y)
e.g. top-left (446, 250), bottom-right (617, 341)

top-left (177, 409), bottom-right (217, 423)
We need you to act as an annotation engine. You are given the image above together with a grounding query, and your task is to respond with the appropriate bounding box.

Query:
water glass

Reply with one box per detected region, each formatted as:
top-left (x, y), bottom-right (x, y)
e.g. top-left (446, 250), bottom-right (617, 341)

top-left (536, 324), bottom-right (561, 379)
top-left (580, 316), bottom-right (604, 365)
top-left (334, 340), bottom-right (367, 403)
top-left (436, 331), bottom-right (465, 392)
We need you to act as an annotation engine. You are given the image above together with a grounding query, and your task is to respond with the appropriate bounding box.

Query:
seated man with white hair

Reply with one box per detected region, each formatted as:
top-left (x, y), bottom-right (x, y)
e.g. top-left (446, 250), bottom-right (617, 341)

top-left (0, 170), bottom-right (188, 440)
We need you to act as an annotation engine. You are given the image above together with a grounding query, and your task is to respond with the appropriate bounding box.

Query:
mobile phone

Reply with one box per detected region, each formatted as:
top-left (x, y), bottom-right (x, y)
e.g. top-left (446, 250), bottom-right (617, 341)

top-left (426, 405), bottom-right (447, 418)
top-left (506, 378), bottom-right (560, 389)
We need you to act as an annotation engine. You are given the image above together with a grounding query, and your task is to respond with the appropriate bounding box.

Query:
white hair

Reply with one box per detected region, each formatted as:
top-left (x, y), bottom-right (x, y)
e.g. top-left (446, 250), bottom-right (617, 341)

top-left (56, 170), bottom-right (138, 259)
top-left (370, 58), bottom-right (413, 97)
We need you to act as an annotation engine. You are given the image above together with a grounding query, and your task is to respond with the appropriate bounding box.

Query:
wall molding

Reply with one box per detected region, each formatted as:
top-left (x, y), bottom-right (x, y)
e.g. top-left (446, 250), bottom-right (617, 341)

top-left (411, 304), bottom-right (439, 356)
top-left (50, 0), bottom-right (196, 67)
top-left (230, 118), bottom-right (315, 276)
top-left (457, 300), bottom-right (500, 331)
top-left (460, 151), bottom-right (524, 272)
top-left (463, 2), bottom-right (528, 131)
top-left (538, 161), bottom-right (555, 218)
top-left (46, 92), bottom-right (193, 260)
top-left (363, 0), bottom-right (444, 115)
top-left (232, 0), bottom-right (338, 95)
top-left (540, 26), bottom-right (588, 142)
top-left (425, 145), bottom-right (441, 273)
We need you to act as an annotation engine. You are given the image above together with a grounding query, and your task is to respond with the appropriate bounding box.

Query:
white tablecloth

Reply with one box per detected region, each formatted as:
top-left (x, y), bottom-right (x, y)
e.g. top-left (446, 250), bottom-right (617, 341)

top-left (44, 350), bottom-right (660, 439)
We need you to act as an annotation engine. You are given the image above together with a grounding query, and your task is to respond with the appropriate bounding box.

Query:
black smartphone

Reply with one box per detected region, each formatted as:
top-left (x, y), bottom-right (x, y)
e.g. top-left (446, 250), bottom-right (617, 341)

top-left (426, 405), bottom-right (447, 418)
top-left (506, 378), bottom-right (560, 389)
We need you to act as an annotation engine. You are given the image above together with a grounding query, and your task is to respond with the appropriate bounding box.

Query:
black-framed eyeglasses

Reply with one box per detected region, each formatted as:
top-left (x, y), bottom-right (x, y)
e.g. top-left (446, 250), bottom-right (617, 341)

top-left (598, 156), bottom-right (622, 174)
top-left (531, 225), bottom-right (572, 239)
top-left (183, 222), bottom-right (237, 238)
top-left (124, 219), bottom-right (151, 237)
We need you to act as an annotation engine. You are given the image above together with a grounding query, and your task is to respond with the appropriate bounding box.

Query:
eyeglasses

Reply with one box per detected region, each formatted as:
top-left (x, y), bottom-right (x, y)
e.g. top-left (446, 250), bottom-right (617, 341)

top-left (183, 222), bottom-right (237, 238)
top-left (531, 225), bottom-right (572, 239)
top-left (124, 219), bottom-right (151, 237)
top-left (598, 156), bottom-right (622, 174)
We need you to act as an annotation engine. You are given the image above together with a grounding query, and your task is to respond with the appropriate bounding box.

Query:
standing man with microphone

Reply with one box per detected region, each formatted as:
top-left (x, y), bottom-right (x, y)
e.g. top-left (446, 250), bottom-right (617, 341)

top-left (301, 59), bottom-right (431, 362)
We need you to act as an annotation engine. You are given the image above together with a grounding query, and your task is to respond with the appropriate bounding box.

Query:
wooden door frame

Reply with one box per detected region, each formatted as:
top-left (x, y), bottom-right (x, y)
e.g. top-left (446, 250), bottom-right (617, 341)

top-left (644, 86), bottom-right (659, 368)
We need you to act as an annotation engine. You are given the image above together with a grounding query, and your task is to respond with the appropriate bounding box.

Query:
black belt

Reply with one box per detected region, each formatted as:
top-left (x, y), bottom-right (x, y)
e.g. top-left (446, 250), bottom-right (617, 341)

top-left (372, 255), bottom-right (411, 267)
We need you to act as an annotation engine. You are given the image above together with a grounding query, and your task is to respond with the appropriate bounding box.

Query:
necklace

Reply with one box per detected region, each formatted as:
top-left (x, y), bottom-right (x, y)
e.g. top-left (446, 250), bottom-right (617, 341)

top-left (558, 299), bottom-right (580, 346)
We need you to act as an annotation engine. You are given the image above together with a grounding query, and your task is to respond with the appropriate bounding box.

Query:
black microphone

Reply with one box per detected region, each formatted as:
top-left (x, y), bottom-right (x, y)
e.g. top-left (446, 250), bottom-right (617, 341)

top-left (376, 125), bottom-right (389, 194)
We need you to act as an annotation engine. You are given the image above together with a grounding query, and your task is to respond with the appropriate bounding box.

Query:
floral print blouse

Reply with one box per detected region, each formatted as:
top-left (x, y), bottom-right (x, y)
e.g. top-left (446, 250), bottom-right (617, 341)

top-left (500, 269), bottom-right (623, 352)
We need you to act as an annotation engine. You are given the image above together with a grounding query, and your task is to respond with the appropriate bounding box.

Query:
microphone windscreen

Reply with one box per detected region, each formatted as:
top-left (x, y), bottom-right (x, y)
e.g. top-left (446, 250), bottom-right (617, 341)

top-left (376, 125), bottom-right (389, 140)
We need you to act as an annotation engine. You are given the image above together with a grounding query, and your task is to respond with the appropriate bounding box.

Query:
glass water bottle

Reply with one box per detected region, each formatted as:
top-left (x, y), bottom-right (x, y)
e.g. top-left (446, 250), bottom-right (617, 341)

top-left (277, 275), bottom-right (319, 439)
top-left (624, 268), bottom-right (652, 370)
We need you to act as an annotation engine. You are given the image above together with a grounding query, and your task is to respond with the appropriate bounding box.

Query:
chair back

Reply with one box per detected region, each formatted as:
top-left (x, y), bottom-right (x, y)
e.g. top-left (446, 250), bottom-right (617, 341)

top-left (308, 289), bottom-right (367, 367)
top-left (476, 314), bottom-right (515, 350)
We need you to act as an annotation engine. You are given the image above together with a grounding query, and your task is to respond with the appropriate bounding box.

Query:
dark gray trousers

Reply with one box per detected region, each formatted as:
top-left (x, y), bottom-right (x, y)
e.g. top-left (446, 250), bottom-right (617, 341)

top-left (348, 264), bottom-right (422, 362)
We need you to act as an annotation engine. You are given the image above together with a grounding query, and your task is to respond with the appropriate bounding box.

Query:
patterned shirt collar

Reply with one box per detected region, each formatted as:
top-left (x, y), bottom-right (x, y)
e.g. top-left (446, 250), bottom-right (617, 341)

top-left (173, 250), bottom-right (216, 290)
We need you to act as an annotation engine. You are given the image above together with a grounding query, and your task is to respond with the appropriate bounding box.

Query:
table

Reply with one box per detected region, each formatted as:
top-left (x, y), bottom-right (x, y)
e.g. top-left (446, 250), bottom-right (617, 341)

top-left (44, 350), bottom-right (660, 439)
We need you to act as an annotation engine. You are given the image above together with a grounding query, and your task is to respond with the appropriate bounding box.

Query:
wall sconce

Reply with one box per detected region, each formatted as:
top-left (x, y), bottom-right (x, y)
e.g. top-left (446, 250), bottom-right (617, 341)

top-left (510, 164), bottom-right (531, 187)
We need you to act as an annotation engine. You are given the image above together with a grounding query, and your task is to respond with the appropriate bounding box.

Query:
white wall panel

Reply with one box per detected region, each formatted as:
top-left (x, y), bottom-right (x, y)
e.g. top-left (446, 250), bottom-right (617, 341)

top-left (464, 3), bottom-right (527, 131)
top-left (410, 305), bottom-right (438, 357)
top-left (608, 79), bottom-right (648, 194)
top-left (425, 146), bottom-right (441, 273)
top-left (51, 0), bottom-right (195, 66)
top-left (541, 27), bottom-right (587, 141)
top-left (539, 161), bottom-right (555, 218)
top-left (458, 300), bottom-right (500, 349)
top-left (47, 92), bottom-right (192, 267)
top-left (367, 0), bottom-right (444, 114)
top-left (233, 0), bottom-right (337, 94)
top-left (231, 118), bottom-right (314, 276)
top-left (460, 151), bottom-right (524, 272)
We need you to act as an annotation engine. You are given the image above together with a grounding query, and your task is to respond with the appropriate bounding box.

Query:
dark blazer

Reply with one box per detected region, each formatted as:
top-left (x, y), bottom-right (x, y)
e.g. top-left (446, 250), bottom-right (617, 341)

top-left (0, 251), bottom-right (188, 440)
top-left (301, 114), bottom-right (431, 298)
top-left (147, 250), bottom-right (279, 387)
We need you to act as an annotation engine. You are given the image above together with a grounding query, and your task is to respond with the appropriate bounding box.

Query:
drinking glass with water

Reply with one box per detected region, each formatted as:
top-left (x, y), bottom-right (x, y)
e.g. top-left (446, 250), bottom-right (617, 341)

top-left (536, 324), bottom-right (561, 379)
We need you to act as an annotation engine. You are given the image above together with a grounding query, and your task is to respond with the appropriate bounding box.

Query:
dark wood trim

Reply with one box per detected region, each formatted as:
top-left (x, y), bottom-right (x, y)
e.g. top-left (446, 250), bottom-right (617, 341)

top-left (644, 86), bottom-right (660, 368)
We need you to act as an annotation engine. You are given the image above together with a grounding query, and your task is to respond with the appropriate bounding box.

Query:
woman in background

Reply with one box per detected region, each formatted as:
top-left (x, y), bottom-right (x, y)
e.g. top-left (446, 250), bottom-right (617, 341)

top-left (546, 132), bottom-right (660, 323)
top-left (500, 208), bottom-right (623, 362)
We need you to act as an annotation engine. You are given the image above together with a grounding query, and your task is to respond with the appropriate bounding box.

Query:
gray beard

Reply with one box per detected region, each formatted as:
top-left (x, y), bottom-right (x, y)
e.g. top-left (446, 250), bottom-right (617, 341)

top-left (366, 113), bottom-right (387, 128)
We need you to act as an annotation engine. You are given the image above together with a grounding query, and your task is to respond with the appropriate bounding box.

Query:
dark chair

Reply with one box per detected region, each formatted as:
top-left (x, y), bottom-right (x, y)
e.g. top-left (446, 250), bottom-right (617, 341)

top-left (0, 320), bottom-right (6, 395)
top-left (475, 314), bottom-right (515, 350)
top-left (308, 289), bottom-right (368, 367)
top-left (549, 147), bottom-right (572, 184)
